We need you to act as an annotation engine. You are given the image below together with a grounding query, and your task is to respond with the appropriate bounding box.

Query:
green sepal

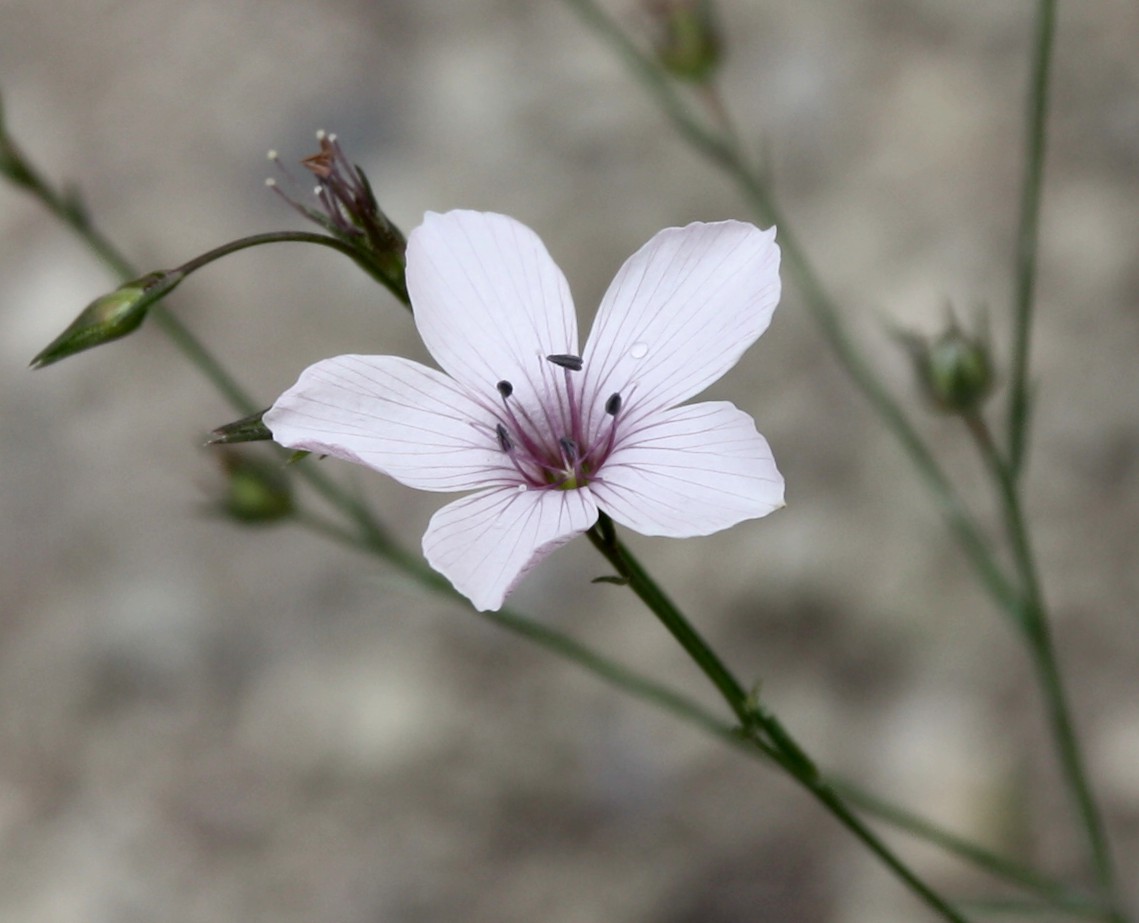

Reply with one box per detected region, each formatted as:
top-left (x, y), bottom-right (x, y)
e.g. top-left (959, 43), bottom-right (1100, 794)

top-left (207, 409), bottom-right (273, 445)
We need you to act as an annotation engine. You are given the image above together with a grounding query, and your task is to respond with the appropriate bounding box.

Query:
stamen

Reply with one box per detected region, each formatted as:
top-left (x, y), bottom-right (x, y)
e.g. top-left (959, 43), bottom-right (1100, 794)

top-left (605, 393), bottom-right (622, 416)
top-left (546, 354), bottom-right (583, 371)
top-left (559, 437), bottom-right (578, 460)
top-left (496, 380), bottom-right (514, 398)
top-left (496, 423), bottom-right (513, 452)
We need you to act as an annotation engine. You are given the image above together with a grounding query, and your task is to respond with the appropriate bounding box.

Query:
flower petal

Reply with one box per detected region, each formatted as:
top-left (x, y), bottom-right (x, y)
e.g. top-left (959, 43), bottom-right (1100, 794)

top-left (407, 210), bottom-right (579, 398)
top-left (580, 221), bottom-right (780, 426)
top-left (265, 354), bottom-right (514, 492)
top-left (424, 486), bottom-right (599, 611)
top-left (590, 401), bottom-right (783, 537)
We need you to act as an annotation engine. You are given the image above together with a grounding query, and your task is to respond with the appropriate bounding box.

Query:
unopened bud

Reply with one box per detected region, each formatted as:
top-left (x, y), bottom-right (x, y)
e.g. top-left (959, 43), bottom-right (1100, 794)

top-left (647, 0), bottom-right (723, 83)
top-left (31, 269), bottom-right (184, 368)
top-left (901, 317), bottom-right (995, 415)
top-left (214, 452), bottom-right (294, 524)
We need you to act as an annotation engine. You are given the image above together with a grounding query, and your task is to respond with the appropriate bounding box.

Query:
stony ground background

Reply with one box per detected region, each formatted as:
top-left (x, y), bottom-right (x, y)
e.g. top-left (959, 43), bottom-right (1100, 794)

top-left (1, 1), bottom-right (1137, 921)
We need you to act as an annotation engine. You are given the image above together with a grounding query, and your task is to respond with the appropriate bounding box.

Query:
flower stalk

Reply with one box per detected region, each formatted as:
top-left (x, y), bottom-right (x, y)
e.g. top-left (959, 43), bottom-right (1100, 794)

top-left (586, 513), bottom-right (972, 923)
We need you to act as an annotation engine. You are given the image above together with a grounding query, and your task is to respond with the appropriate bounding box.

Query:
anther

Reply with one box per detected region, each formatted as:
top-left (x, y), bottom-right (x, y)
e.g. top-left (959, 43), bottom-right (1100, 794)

top-left (496, 423), bottom-right (513, 452)
top-left (605, 393), bottom-right (622, 416)
top-left (546, 354), bottom-right (583, 371)
top-left (496, 380), bottom-right (514, 398)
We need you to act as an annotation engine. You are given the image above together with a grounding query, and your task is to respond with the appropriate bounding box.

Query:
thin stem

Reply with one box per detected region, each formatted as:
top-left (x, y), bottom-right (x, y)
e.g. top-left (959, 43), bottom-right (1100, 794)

top-left (154, 310), bottom-right (258, 415)
top-left (1006, 0), bottom-right (1057, 479)
top-left (830, 778), bottom-right (1099, 910)
top-left (965, 414), bottom-right (1120, 916)
top-left (958, 897), bottom-right (1108, 920)
top-left (176, 230), bottom-right (370, 276)
top-left (587, 514), bottom-right (971, 923)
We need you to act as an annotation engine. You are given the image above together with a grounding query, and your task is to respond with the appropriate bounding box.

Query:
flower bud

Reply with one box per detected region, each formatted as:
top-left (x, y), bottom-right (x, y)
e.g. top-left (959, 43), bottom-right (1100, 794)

top-left (214, 452), bottom-right (294, 524)
top-left (31, 269), bottom-right (184, 368)
top-left (647, 0), bottom-right (723, 83)
top-left (902, 317), bottom-right (995, 415)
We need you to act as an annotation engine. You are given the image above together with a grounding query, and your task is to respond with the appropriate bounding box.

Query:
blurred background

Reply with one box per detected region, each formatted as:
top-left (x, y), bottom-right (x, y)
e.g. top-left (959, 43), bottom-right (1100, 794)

top-left (1, 1), bottom-right (1137, 920)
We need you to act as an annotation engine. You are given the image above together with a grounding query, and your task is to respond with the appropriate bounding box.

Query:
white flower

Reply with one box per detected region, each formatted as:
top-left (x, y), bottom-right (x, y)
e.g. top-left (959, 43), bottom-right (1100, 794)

top-left (266, 210), bottom-right (784, 610)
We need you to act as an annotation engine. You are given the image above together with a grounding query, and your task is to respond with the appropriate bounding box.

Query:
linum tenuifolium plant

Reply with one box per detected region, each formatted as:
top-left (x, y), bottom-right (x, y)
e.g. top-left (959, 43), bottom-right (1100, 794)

top-left (11, 0), bottom-right (1132, 918)
top-left (9, 79), bottom-right (1122, 923)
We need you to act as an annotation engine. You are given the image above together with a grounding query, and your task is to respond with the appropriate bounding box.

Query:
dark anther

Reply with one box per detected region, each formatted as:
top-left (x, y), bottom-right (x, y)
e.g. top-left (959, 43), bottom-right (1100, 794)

top-left (605, 393), bottom-right (622, 416)
top-left (559, 437), bottom-right (578, 459)
top-left (496, 380), bottom-right (514, 398)
top-left (546, 353), bottom-right (583, 371)
top-left (496, 423), bottom-right (513, 452)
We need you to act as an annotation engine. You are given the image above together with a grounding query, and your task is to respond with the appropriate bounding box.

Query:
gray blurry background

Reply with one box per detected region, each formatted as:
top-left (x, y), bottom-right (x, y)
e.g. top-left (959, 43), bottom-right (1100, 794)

top-left (2, 1), bottom-right (1137, 921)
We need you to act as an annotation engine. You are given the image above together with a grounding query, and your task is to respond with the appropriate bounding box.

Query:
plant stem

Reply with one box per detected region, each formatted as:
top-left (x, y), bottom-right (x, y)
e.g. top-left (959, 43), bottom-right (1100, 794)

top-left (1006, 0), bottom-right (1057, 479)
top-left (587, 514), bottom-right (972, 923)
top-left (175, 230), bottom-right (369, 276)
top-left (964, 415), bottom-right (1121, 918)
top-left (830, 778), bottom-right (1099, 909)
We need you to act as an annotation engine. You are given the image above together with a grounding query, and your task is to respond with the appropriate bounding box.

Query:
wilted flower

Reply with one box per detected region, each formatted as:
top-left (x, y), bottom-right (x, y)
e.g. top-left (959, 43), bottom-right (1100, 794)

top-left (266, 210), bottom-right (784, 610)
top-left (267, 131), bottom-right (406, 298)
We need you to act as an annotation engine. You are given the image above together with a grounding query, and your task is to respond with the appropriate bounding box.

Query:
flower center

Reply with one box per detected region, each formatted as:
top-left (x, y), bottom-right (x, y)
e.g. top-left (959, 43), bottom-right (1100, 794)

top-left (491, 354), bottom-right (622, 491)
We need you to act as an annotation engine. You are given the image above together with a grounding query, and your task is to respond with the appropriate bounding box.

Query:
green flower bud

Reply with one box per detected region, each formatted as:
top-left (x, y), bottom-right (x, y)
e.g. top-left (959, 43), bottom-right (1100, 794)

top-left (648, 0), bottom-right (723, 83)
top-left (31, 269), bottom-right (184, 368)
top-left (215, 453), bottom-right (294, 524)
top-left (207, 409), bottom-right (273, 446)
top-left (901, 316), bottom-right (995, 415)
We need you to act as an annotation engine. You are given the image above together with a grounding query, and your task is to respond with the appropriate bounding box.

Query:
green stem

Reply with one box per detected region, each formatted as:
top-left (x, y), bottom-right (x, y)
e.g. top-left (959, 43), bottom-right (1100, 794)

top-left (1006, 0), bottom-right (1057, 479)
top-left (964, 415), bottom-right (1121, 917)
top-left (176, 230), bottom-right (370, 277)
top-left (958, 897), bottom-right (1109, 919)
top-left (587, 514), bottom-right (971, 923)
top-left (830, 778), bottom-right (1099, 909)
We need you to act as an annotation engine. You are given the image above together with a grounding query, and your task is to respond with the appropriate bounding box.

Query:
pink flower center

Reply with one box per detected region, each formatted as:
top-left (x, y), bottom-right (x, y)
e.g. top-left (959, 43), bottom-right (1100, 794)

top-left (491, 354), bottom-right (622, 491)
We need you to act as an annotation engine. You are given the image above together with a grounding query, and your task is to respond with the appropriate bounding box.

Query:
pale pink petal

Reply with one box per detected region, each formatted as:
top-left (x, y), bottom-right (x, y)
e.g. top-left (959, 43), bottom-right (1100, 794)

top-left (265, 354), bottom-right (514, 492)
top-left (407, 210), bottom-right (579, 399)
top-left (580, 221), bottom-right (779, 428)
top-left (589, 402), bottom-right (783, 537)
top-left (423, 486), bottom-right (599, 611)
